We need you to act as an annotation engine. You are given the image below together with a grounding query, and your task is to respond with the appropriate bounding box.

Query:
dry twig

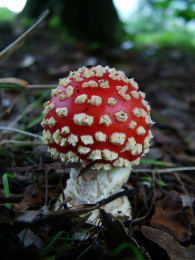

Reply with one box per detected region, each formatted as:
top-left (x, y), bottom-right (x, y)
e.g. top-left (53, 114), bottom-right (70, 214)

top-left (0, 10), bottom-right (50, 62)
top-left (0, 126), bottom-right (42, 140)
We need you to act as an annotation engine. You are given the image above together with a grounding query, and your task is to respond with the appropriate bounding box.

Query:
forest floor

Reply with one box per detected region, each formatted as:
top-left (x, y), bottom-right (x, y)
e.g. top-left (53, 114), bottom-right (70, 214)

top-left (0, 21), bottom-right (195, 260)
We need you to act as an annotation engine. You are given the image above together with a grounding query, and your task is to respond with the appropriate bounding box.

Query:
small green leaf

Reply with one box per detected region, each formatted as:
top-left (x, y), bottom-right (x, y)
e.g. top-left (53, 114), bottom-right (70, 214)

top-left (43, 230), bottom-right (72, 255)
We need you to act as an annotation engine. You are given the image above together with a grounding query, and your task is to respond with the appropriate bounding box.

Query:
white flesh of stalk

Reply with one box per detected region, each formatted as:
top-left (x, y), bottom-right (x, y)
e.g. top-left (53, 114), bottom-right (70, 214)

top-left (62, 167), bottom-right (132, 223)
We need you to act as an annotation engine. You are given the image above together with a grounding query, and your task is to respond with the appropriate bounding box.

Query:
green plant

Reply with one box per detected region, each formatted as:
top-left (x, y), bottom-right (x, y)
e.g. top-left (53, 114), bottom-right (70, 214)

top-left (113, 241), bottom-right (145, 260)
top-left (41, 230), bottom-right (72, 258)
top-left (2, 173), bottom-right (16, 208)
top-left (140, 159), bottom-right (175, 167)
top-left (140, 176), bottom-right (168, 188)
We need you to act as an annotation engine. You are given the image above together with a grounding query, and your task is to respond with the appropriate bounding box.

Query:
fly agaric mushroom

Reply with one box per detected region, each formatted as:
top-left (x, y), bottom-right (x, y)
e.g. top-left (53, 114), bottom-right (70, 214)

top-left (41, 65), bottom-right (154, 220)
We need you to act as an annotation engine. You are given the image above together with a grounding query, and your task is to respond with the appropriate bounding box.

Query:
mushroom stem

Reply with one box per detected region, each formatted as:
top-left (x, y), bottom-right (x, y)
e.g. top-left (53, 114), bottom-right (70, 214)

top-left (64, 167), bottom-right (132, 222)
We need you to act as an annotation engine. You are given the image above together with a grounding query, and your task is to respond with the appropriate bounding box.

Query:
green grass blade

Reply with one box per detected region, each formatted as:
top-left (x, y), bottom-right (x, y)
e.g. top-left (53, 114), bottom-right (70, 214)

top-left (46, 231), bottom-right (65, 251)
top-left (140, 159), bottom-right (175, 167)
top-left (140, 176), bottom-right (168, 188)
top-left (27, 114), bottom-right (43, 128)
top-left (113, 242), bottom-right (145, 260)
top-left (2, 173), bottom-right (16, 208)
top-left (44, 231), bottom-right (71, 253)
top-left (157, 179), bottom-right (168, 187)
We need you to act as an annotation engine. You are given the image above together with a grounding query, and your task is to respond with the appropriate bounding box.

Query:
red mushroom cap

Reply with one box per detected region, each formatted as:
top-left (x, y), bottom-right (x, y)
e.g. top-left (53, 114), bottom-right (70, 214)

top-left (42, 65), bottom-right (153, 170)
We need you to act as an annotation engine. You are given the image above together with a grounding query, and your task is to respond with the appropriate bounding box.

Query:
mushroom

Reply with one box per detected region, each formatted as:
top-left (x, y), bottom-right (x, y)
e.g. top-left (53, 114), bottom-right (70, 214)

top-left (41, 65), bottom-right (154, 221)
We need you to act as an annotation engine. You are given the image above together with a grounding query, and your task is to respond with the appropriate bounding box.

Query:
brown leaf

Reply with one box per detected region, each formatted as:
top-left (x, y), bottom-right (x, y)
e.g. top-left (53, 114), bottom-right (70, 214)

top-left (13, 184), bottom-right (47, 211)
top-left (141, 225), bottom-right (193, 260)
top-left (151, 191), bottom-right (193, 242)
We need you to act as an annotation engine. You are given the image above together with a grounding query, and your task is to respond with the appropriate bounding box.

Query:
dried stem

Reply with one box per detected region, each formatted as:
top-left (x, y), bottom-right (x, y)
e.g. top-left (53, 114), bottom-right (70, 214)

top-left (132, 167), bottom-right (195, 174)
top-left (0, 126), bottom-right (42, 140)
top-left (27, 84), bottom-right (57, 88)
top-left (0, 140), bottom-right (42, 145)
top-left (0, 10), bottom-right (50, 61)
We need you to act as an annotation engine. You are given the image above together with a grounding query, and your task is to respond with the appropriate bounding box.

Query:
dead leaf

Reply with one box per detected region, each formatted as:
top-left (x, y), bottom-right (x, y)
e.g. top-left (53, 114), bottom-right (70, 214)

top-left (151, 191), bottom-right (193, 242)
top-left (17, 228), bottom-right (44, 248)
top-left (141, 225), bottom-right (193, 260)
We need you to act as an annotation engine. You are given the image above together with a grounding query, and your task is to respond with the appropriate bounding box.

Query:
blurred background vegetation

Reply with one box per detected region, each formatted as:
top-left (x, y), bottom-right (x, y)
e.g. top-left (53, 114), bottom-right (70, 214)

top-left (0, 0), bottom-right (195, 52)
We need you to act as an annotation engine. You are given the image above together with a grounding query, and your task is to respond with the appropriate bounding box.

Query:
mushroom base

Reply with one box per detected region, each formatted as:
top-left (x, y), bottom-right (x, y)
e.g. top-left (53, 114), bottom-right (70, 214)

top-left (63, 167), bottom-right (132, 223)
